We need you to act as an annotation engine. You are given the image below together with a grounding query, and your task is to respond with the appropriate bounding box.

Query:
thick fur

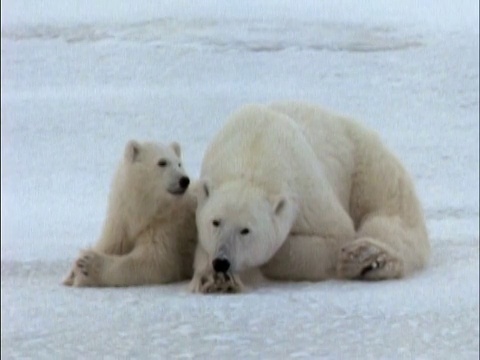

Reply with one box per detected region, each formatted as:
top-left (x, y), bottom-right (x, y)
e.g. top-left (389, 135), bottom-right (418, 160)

top-left (63, 140), bottom-right (197, 287)
top-left (190, 102), bottom-right (429, 293)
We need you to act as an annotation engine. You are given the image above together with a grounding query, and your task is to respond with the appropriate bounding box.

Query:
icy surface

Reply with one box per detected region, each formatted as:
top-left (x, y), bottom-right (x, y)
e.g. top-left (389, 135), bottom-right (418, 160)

top-left (1, 1), bottom-right (479, 358)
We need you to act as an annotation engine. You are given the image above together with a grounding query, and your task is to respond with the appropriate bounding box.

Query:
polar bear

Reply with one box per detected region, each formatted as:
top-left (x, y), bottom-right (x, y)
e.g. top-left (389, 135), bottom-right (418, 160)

top-left (189, 102), bottom-right (430, 293)
top-left (63, 140), bottom-right (197, 287)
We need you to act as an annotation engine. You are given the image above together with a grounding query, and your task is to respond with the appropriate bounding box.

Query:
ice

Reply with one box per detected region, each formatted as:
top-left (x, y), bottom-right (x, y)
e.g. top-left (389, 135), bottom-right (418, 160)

top-left (1, 1), bottom-right (479, 358)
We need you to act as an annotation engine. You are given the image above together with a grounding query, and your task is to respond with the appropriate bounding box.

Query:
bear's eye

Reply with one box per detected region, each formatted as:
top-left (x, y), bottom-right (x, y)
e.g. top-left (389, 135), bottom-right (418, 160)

top-left (240, 228), bottom-right (250, 235)
top-left (212, 219), bottom-right (220, 227)
top-left (178, 162), bottom-right (182, 168)
top-left (158, 159), bottom-right (167, 167)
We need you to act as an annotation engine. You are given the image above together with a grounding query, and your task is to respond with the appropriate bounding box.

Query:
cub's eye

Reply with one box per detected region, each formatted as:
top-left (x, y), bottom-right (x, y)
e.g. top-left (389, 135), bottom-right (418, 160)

top-left (178, 163), bottom-right (182, 168)
top-left (240, 228), bottom-right (250, 235)
top-left (158, 159), bottom-right (167, 167)
top-left (212, 219), bottom-right (220, 227)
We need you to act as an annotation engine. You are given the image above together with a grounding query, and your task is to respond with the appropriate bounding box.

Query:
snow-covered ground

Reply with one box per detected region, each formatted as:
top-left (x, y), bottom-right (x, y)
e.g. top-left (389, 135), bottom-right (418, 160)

top-left (1, 1), bottom-right (479, 358)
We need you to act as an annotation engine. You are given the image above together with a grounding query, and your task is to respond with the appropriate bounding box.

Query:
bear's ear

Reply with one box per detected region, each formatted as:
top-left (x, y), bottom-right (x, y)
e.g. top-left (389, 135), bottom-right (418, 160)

top-left (170, 142), bottom-right (181, 158)
top-left (125, 140), bottom-right (141, 163)
top-left (269, 193), bottom-right (299, 218)
top-left (193, 178), bottom-right (211, 207)
top-left (269, 193), bottom-right (299, 239)
top-left (271, 195), bottom-right (287, 216)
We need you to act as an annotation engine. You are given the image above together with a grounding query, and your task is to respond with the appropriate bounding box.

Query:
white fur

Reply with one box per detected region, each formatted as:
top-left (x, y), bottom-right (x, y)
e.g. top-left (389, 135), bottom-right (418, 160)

top-left (63, 140), bottom-right (197, 287)
top-left (190, 102), bottom-right (429, 293)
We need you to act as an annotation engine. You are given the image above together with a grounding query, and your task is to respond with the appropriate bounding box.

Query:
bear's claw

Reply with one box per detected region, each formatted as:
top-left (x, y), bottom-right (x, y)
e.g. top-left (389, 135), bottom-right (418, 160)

top-left (62, 250), bottom-right (102, 287)
top-left (337, 238), bottom-right (402, 280)
top-left (197, 272), bottom-right (242, 294)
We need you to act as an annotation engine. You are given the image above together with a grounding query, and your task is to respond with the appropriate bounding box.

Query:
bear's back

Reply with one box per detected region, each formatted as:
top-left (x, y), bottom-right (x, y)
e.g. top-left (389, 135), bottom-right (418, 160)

top-left (201, 104), bottom-right (328, 196)
top-left (268, 102), bottom-right (363, 207)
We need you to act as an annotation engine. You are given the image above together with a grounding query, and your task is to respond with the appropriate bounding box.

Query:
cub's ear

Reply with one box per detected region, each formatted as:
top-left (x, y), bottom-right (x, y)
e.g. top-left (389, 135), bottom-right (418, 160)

top-left (170, 142), bottom-right (181, 158)
top-left (192, 178), bottom-right (212, 208)
top-left (125, 140), bottom-right (141, 162)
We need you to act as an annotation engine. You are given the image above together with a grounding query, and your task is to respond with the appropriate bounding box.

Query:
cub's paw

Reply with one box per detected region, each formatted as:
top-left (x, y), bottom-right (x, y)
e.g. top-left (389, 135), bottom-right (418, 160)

top-left (62, 269), bottom-right (75, 286)
top-left (65, 250), bottom-right (104, 287)
top-left (337, 238), bottom-right (403, 280)
top-left (189, 272), bottom-right (243, 294)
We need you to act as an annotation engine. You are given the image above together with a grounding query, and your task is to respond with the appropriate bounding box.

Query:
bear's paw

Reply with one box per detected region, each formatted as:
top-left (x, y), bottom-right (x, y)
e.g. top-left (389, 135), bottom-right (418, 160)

top-left (191, 271), bottom-right (244, 294)
top-left (65, 250), bottom-right (104, 287)
top-left (337, 238), bottom-right (403, 280)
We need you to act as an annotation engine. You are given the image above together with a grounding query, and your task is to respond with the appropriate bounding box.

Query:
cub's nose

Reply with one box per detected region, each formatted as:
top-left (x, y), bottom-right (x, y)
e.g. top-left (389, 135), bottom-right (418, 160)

top-left (179, 176), bottom-right (190, 189)
top-left (212, 258), bottom-right (230, 273)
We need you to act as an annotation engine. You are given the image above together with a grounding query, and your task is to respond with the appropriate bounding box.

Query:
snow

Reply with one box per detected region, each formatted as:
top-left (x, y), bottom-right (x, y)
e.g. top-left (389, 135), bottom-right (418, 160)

top-left (1, 1), bottom-right (479, 358)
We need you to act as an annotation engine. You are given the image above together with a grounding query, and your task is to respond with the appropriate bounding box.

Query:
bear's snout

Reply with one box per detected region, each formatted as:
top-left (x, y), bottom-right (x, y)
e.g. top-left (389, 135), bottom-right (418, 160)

top-left (212, 258), bottom-right (230, 273)
top-left (179, 176), bottom-right (190, 190)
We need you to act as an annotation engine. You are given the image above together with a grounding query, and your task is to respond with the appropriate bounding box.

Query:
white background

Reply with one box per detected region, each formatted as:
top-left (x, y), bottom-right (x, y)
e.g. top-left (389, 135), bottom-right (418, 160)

top-left (1, 1), bottom-right (479, 358)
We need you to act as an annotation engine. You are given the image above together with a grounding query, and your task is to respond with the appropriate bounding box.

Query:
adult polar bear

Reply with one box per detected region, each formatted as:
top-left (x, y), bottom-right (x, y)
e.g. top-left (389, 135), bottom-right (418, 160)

top-left (190, 102), bottom-right (430, 293)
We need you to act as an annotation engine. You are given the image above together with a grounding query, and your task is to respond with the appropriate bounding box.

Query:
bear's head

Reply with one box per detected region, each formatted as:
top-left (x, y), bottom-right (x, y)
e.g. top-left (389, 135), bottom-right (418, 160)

top-left (194, 179), bottom-right (298, 274)
top-left (121, 140), bottom-right (191, 216)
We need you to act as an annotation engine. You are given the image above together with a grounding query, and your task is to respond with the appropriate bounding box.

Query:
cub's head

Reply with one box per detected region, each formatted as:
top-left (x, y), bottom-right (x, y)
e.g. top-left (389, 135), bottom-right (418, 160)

top-left (123, 140), bottom-right (190, 201)
top-left (194, 180), bottom-right (298, 274)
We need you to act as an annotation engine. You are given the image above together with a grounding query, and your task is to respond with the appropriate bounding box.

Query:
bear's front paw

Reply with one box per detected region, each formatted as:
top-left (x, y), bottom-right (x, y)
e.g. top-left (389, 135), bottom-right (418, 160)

top-left (64, 250), bottom-right (104, 287)
top-left (337, 238), bottom-right (403, 280)
top-left (190, 271), bottom-right (243, 294)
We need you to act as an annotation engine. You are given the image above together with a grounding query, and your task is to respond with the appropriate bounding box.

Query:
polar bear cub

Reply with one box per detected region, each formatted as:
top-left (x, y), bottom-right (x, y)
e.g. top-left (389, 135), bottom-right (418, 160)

top-left (190, 102), bottom-right (430, 293)
top-left (63, 140), bottom-right (197, 287)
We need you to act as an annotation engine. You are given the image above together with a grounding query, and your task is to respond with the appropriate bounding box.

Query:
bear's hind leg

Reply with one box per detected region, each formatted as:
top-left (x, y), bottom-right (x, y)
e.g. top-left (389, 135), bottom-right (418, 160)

top-left (337, 215), bottom-right (429, 280)
top-left (261, 234), bottom-right (349, 281)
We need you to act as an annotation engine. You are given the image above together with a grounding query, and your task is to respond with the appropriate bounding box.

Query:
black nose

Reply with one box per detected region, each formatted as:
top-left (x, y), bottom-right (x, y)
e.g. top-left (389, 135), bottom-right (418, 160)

top-left (179, 176), bottom-right (190, 189)
top-left (212, 258), bottom-right (230, 273)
